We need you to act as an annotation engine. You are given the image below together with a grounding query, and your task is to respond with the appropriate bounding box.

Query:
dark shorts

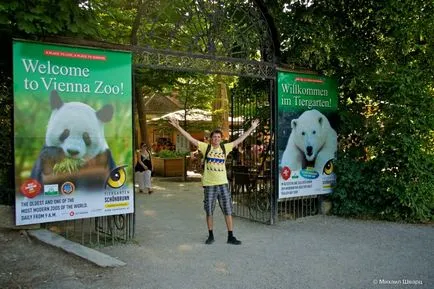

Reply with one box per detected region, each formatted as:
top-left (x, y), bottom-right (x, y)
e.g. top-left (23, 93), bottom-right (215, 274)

top-left (203, 184), bottom-right (232, 216)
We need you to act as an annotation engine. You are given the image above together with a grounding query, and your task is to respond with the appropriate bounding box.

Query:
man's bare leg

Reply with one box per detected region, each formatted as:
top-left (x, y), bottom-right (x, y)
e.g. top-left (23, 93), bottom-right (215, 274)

top-left (224, 215), bottom-right (233, 231)
top-left (207, 215), bottom-right (213, 230)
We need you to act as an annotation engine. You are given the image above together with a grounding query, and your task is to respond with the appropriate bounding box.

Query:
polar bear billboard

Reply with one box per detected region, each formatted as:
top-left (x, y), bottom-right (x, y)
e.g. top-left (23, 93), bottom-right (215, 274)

top-left (13, 40), bottom-right (134, 225)
top-left (277, 71), bottom-right (338, 199)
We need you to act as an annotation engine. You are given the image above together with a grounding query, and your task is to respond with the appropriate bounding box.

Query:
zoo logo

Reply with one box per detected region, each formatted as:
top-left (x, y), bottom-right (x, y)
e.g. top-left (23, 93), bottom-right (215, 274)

top-left (20, 179), bottom-right (42, 198)
top-left (61, 182), bottom-right (75, 195)
top-left (106, 165), bottom-right (128, 189)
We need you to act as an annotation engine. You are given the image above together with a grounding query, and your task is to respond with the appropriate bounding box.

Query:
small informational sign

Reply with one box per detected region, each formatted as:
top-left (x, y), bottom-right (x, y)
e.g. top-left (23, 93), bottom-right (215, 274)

top-left (13, 40), bottom-right (134, 225)
top-left (277, 70), bottom-right (338, 199)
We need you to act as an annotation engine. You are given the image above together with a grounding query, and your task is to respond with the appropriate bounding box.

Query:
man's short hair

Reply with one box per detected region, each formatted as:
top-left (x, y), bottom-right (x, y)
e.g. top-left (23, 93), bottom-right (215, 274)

top-left (210, 129), bottom-right (223, 138)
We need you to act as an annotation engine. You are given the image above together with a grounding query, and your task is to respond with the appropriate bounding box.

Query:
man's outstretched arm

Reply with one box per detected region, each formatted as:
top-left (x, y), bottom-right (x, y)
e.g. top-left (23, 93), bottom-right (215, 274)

top-left (231, 119), bottom-right (260, 148)
top-left (168, 117), bottom-right (199, 147)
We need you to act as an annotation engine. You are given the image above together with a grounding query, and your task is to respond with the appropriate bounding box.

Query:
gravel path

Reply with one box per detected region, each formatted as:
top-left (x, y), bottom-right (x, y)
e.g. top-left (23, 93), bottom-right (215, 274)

top-left (1, 177), bottom-right (433, 289)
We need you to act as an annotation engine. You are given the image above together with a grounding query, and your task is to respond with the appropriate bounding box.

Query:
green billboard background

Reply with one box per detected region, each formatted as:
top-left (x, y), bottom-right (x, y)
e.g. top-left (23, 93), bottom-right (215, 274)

top-left (277, 70), bottom-right (338, 199)
top-left (277, 71), bottom-right (338, 112)
top-left (13, 40), bottom-right (133, 225)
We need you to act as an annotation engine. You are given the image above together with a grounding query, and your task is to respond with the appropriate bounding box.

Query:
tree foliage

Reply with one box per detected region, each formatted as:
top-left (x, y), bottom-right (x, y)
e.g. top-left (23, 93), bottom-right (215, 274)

top-left (270, 0), bottom-right (434, 222)
top-left (0, 0), bottom-right (99, 205)
top-left (0, 0), bottom-right (97, 36)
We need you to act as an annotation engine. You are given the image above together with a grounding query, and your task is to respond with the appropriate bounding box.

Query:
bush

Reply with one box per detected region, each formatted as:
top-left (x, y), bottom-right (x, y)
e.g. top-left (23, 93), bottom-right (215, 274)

top-left (156, 150), bottom-right (187, 158)
top-left (330, 78), bottom-right (434, 223)
top-left (0, 72), bottom-right (14, 205)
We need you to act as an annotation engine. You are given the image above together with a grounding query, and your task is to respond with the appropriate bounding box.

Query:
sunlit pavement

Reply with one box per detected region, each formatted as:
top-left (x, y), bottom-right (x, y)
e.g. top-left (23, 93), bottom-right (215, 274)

top-left (93, 176), bottom-right (434, 289)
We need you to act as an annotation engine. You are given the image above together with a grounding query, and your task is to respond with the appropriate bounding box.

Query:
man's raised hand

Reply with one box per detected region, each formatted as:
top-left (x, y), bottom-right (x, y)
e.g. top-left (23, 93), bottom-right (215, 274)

top-left (251, 119), bottom-right (260, 129)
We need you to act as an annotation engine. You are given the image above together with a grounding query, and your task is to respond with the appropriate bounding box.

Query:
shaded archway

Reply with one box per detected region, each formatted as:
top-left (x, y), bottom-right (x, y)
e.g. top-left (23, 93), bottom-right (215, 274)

top-left (131, 0), bottom-right (279, 223)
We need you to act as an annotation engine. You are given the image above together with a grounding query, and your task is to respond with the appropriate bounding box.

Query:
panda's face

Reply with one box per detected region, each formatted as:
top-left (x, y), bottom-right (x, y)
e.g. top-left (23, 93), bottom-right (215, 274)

top-left (45, 102), bottom-right (109, 160)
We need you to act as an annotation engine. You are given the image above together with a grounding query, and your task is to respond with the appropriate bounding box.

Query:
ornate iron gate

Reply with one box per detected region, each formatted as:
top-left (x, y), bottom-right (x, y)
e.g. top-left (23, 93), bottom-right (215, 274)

top-left (131, 0), bottom-right (319, 224)
top-left (131, 0), bottom-right (279, 224)
top-left (228, 77), bottom-right (275, 223)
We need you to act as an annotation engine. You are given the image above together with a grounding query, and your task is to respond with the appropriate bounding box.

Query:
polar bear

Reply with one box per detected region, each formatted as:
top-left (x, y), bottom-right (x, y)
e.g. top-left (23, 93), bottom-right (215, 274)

top-left (280, 109), bottom-right (337, 173)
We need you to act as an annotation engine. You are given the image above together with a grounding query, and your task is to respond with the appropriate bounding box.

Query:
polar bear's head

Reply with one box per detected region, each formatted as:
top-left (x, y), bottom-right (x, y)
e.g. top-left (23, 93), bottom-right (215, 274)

top-left (291, 109), bottom-right (330, 162)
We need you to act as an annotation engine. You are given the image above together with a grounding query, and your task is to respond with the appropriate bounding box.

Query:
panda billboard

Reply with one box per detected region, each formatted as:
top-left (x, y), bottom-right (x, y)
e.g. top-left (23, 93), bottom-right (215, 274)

top-left (13, 40), bottom-right (134, 225)
top-left (277, 70), bottom-right (338, 199)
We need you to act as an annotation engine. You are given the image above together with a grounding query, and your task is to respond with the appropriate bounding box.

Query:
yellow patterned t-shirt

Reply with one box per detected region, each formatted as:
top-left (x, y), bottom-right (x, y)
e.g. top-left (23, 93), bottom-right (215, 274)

top-left (198, 141), bottom-right (233, 186)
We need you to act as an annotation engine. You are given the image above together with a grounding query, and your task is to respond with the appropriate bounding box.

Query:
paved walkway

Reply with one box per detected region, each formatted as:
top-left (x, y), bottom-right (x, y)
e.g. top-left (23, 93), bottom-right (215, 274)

top-left (1, 177), bottom-right (433, 289)
top-left (96, 177), bottom-right (433, 289)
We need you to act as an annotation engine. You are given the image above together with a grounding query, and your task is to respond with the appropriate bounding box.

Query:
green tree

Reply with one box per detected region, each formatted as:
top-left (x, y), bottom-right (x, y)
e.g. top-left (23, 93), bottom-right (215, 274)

top-left (271, 0), bottom-right (434, 222)
top-left (0, 0), bottom-right (99, 204)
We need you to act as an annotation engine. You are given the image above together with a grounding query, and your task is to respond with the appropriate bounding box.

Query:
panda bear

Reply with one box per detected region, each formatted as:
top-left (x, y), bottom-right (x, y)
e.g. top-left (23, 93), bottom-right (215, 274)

top-left (31, 90), bottom-right (116, 189)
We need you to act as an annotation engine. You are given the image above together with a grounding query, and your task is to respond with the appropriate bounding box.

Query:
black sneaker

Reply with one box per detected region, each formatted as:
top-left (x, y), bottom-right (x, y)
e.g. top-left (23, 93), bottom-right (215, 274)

top-left (227, 236), bottom-right (242, 245)
top-left (205, 236), bottom-right (214, 245)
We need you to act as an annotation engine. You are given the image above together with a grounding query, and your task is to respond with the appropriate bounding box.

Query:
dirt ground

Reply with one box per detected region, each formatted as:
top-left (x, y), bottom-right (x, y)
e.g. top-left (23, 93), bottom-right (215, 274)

top-left (0, 228), bottom-right (106, 289)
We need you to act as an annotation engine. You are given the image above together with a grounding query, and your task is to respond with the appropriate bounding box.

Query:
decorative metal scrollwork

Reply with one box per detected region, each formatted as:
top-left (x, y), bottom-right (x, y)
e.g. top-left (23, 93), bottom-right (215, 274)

top-left (133, 47), bottom-right (275, 79)
top-left (133, 0), bottom-right (277, 77)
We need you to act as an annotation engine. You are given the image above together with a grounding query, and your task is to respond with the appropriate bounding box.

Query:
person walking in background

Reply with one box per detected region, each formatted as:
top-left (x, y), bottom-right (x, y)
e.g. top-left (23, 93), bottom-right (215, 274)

top-left (169, 117), bottom-right (259, 245)
top-left (134, 142), bottom-right (153, 194)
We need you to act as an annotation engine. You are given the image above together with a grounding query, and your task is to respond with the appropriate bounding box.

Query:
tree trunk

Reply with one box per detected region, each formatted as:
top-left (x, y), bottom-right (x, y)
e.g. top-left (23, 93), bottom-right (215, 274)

top-left (212, 76), bottom-right (229, 140)
top-left (131, 0), bottom-right (149, 147)
top-left (135, 84), bottom-right (148, 146)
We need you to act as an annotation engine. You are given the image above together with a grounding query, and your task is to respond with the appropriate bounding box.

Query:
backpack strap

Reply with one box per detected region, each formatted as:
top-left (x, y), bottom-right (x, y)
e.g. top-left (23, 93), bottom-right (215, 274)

top-left (202, 144), bottom-right (212, 169)
top-left (220, 143), bottom-right (226, 156)
top-left (203, 143), bottom-right (226, 166)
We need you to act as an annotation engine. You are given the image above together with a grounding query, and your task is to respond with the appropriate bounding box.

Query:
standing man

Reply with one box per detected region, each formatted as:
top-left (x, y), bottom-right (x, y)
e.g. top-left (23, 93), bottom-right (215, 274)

top-left (169, 117), bottom-right (259, 245)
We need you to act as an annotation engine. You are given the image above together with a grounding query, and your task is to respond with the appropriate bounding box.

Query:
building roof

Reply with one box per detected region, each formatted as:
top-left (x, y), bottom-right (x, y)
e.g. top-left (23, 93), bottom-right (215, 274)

top-left (144, 94), bottom-right (182, 114)
top-left (150, 109), bottom-right (244, 122)
top-left (151, 109), bottom-right (211, 122)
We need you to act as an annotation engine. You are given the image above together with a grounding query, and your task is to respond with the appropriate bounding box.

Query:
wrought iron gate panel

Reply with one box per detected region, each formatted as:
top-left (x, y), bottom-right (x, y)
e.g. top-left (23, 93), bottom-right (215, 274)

top-left (228, 77), bottom-right (274, 224)
top-left (277, 197), bottom-right (319, 221)
top-left (41, 213), bottom-right (135, 247)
